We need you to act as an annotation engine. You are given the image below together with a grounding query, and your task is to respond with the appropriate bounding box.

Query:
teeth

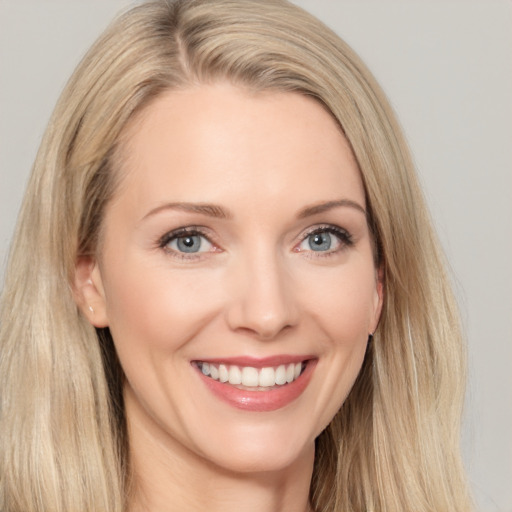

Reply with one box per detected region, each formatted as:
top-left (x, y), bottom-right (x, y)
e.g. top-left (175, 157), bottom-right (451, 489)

top-left (228, 366), bottom-right (242, 385)
top-left (241, 367), bottom-right (259, 387)
top-left (210, 364), bottom-right (219, 380)
top-left (258, 367), bottom-right (275, 387)
top-left (286, 364), bottom-right (295, 383)
top-left (219, 364), bottom-right (229, 383)
top-left (275, 365), bottom-right (287, 385)
top-left (198, 361), bottom-right (305, 388)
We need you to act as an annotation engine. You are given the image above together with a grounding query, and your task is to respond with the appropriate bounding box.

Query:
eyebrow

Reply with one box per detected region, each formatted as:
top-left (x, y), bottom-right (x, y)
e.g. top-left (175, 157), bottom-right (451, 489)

top-left (143, 202), bottom-right (233, 220)
top-left (143, 198), bottom-right (366, 222)
top-left (297, 199), bottom-right (366, 218)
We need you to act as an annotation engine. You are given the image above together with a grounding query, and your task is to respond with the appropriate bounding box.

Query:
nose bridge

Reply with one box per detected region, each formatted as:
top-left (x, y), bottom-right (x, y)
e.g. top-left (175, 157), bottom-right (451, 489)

top-left (226, 243), bottom-right (298, 339)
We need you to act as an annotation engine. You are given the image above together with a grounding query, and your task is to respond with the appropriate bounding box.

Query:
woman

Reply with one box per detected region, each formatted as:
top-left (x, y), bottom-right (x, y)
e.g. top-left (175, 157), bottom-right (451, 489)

top-left (0, 0), bottom-right (472, 511)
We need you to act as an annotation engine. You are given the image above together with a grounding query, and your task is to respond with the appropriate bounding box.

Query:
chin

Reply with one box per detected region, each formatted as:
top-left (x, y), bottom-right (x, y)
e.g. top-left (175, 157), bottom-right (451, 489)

top-left (191, 422), bottom-right (316, 475)
top-left (205, 447), bottom-right (313, 476)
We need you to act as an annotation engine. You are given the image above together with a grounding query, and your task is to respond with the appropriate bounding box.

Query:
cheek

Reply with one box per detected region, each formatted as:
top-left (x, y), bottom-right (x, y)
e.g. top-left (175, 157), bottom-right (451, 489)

top-left (304, 262), bottom-right (377, 340)
top-left (296, 262), bottom-right (376, 434)
top-left (101, 258), bottom-right (224, 356)
top-left (99, 260), bottom-right (228, 427)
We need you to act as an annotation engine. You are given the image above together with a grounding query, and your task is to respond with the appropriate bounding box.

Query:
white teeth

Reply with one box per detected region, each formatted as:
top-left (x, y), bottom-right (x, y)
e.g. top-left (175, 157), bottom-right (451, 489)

top-left (219, 364), bottom-right (229, 383)
top-left (275, 365), bottom-right (287, 385)
top-left (228, 365), bottom-right (242, 385)
top-left (241, 367), bottom-right (259, 387)
top-left (258, 367), bottom-right (275, 387)
top-left (209, 364), bottom-right (219, 380)
top-left (294, 362), bottom-right (301, 379)
top-left (286, 363), bottom-right (295, 383)
top-left (198, 361), bottom-right (306, 388)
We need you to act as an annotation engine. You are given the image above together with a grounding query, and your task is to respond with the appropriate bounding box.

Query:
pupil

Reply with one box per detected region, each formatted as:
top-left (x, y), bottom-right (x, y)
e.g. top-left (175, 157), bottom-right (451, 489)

top-left (177, 235), bottom-right (201, 253)
top-left (309, 232), bottom-right (331, 251)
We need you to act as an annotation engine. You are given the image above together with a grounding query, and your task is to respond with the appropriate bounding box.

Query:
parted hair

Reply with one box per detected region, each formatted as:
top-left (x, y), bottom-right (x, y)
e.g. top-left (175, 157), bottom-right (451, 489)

top-left (0, 1), bottom-right (471, 511)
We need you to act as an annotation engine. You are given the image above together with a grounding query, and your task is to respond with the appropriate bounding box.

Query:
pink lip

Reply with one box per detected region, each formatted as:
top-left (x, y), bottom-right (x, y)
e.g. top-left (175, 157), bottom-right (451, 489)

top-left (194, 358), bottom-right (317, 412)
top-left (197, 354), bottom-right (314, 368)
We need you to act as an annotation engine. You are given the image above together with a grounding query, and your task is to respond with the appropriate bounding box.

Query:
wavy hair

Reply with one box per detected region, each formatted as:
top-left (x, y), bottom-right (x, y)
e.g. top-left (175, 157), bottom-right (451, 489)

top-left (0, 1), bottom-right (471, 510)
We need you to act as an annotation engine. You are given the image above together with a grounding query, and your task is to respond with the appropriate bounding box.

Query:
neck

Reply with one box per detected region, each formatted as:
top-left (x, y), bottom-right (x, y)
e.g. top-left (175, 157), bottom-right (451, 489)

top-left (125, 399), bottom-right (315, 512)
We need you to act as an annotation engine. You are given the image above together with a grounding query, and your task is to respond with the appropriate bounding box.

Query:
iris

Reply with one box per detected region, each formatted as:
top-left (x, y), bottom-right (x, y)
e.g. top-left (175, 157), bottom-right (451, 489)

top-left (177, 235), bottom-right (202, 253)
top-left (308, 232), bottom-right (332, 251)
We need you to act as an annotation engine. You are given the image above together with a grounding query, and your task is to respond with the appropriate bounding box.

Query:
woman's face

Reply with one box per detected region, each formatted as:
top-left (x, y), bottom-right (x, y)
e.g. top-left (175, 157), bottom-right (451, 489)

top-left (83, 83), bottom-right (382, 474)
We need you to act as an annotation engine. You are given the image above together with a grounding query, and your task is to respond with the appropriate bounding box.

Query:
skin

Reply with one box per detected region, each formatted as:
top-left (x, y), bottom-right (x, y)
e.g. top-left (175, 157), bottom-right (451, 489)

top-left (76, 83), bottom-right (383, 512)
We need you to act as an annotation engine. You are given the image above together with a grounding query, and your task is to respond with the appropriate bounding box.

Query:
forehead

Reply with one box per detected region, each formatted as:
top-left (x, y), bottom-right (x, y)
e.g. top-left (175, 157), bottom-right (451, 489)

top-left (113, 83), bottom-right (364, 211)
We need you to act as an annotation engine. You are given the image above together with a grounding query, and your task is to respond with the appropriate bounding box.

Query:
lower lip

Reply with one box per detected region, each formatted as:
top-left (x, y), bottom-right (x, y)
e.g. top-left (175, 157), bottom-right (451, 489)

top-left (195, 360), bottom-right (317, 412)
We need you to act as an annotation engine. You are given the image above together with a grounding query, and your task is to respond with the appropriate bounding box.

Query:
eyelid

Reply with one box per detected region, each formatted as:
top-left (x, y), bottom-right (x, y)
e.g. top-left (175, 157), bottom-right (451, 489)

top-left (158, 226), bottom-right (221, 258)
top-left (156, 223), bottom-right (353, 259)
top-left (294, 224), bottom-right (354, 254)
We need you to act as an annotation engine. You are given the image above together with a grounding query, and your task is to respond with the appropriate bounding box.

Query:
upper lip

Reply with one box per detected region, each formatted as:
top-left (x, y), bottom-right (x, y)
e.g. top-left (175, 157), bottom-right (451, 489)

top-left (192, 354), bottom-right (315, 368)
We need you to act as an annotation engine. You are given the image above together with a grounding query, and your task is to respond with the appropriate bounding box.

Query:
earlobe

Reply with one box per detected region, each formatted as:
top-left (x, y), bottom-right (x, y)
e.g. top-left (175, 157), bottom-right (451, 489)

top-left (74, 256), bottom-right (109, 328)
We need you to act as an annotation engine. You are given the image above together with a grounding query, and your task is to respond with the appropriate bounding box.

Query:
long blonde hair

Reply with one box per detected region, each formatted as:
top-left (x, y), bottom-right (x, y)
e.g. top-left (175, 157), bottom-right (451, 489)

top-left (0, 1), bottom-right (471, 511)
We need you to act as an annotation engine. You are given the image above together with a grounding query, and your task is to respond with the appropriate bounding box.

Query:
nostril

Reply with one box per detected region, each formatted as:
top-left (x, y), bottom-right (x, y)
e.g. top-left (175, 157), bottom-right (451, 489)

top-left (232, 322), bottom-right (293, 340)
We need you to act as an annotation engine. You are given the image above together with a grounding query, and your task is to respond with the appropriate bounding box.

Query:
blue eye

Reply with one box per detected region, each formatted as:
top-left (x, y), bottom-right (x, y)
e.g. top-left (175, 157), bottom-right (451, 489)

top-left (308, 232), bottom-right (333, 251)
top-left (172, 235), bottom-right (204, 253)
top-left (297, 226), bottom-right (352, 254)
top-left (161, 230), bottom-right (214, 255)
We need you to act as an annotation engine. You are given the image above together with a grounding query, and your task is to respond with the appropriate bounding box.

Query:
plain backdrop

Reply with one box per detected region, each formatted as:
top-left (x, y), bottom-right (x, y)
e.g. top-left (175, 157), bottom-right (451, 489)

top-left (0, 1), bottom-right (511, 511)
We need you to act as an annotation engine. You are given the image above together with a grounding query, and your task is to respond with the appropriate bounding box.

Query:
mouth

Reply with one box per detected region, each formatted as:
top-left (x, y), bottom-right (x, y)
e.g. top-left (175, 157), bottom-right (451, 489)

top-left (192, 357), bottom-right (316, 412)
top-left (193, 360), bottom-right (306, 391)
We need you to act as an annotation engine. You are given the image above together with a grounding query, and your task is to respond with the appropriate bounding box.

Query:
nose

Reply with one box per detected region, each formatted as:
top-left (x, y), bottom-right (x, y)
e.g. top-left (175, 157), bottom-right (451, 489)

top-left (225, 249), bottom-right (299, 340)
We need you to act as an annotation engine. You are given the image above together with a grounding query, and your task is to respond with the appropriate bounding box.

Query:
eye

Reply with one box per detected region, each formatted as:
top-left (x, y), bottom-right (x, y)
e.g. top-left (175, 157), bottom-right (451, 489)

top-left (159, 228), bottom-right (215, 256)
top-left (169, 234), bottom-right (212, 253)
top-left (304, 231), bottom-right (336, 252)
top-left (297, 226), bottom-right (353, 254)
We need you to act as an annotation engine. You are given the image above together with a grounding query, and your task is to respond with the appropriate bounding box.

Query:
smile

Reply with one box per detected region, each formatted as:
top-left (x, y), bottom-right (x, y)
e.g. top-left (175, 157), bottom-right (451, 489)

top-left (193, 357), bottom-right (317, 412)
top-left (196, 361), bottom-right (305, 390)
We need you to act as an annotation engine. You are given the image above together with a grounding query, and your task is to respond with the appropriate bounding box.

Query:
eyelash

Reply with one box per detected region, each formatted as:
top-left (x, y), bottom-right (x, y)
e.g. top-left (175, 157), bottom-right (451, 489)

top-left (296, 225), bottom-right (354, 257)
top-left (157, 224), bottom-right (354, 260)
top-left (157, 226), bottom-right (215, 260)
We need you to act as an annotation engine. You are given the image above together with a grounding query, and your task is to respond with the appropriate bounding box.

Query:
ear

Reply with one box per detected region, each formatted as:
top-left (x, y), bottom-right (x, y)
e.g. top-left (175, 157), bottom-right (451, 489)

top-left (73, 256), bottom-right (109, 328)
top-left (370, 265), bottom-right (384, 334)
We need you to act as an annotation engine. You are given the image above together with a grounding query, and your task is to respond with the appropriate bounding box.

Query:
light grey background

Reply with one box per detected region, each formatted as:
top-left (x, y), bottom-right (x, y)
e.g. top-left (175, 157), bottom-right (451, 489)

top-left (0, 1), bottom-right (510, 511)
